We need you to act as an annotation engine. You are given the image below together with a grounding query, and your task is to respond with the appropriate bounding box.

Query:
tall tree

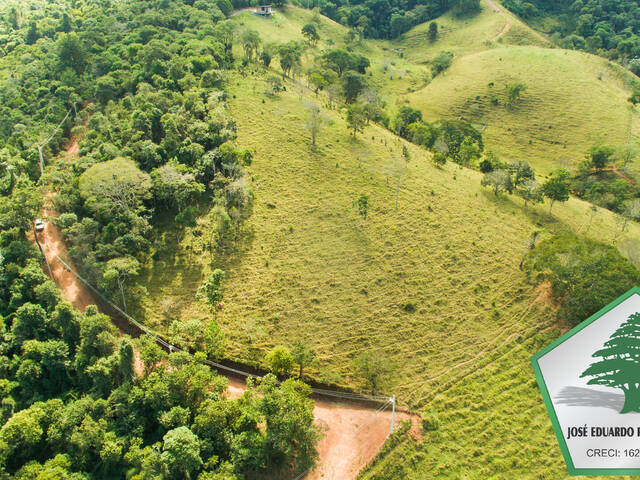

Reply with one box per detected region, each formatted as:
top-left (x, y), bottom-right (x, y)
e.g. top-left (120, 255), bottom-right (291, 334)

top-left (301, 23), bottom-right (320, 45)
top-left (241, 29), bottom-right (261, 61)
top-left (291, 341), bottom-right (316, 378)
top-left (305, 102), bottom-right (324, 146)
top-left (352, 350), bottom-right (392, 395)
top-left (277, 42), bottom-right (302, 79)
top-left (428, 21), bottom-right (438, 42)
top-left (346, 103), bottom-right (366, 137)
top-left (542, 169), bottom-right (571, 214)
top-left (265, 346), bottom-right (294, 376)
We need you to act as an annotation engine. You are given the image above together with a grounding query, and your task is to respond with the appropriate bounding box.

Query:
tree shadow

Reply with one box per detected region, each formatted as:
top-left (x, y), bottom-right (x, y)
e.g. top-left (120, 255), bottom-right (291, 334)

top-left (554, 386), bottom-right (628, 412)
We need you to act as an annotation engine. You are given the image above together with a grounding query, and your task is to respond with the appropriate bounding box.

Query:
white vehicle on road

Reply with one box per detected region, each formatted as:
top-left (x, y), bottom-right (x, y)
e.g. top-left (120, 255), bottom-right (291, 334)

top-left (34, 219), bottom-right (45, 232)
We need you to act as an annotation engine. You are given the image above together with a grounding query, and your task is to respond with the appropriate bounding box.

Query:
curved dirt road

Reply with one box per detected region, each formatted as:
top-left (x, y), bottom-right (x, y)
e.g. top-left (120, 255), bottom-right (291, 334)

top-left (37, 141), bottom-right (96, 312)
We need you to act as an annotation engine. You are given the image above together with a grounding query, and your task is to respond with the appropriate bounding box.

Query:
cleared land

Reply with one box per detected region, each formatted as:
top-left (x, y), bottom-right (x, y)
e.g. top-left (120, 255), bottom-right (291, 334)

top-left (407, 46), bottom-right (640, 174)
top-left (233, 4), bottom-right (640, 177)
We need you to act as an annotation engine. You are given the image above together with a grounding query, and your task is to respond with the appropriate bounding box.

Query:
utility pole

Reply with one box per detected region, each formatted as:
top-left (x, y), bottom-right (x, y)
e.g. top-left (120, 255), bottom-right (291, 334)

top-left (390, 395), bottom-right (396, 435)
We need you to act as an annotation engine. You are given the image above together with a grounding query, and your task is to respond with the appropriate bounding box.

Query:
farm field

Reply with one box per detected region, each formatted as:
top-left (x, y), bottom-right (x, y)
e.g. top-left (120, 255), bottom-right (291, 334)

top-left (137, 69), bottom-right (640, 478)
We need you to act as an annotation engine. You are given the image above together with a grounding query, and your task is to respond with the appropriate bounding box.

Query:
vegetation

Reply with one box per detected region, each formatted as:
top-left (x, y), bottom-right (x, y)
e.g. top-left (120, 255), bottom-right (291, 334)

top-left (523, 234), bottom-right (640, 326)
top-left (310, 0), bottom-right (481, 39)
top-left (503, 0), bottom-right (640, 64)
top-left (3, 1), bottom-right (640, 479)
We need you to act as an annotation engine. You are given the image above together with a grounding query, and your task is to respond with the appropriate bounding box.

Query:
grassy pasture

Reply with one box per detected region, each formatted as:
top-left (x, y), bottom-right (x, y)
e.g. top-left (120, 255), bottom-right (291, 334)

top-left (406, 46), bottom-right (640, 174)
top-left (138, 69), bottom-right (639, 391)
top-left (136, 72), bottom-right (638, 478)
top-left (232, 4), bottom-right (640, 178)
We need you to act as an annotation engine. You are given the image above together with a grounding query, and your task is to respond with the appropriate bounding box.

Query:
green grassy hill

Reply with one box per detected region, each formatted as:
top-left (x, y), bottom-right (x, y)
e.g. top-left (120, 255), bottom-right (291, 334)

top-left (406, 46), bottom-right (639, 174)
top-left (136, 68), bottom-right (638, 478)
top-left (132, 5), bottom-right (640, 479)
top-left (232, 3), bottom-right (640, 177)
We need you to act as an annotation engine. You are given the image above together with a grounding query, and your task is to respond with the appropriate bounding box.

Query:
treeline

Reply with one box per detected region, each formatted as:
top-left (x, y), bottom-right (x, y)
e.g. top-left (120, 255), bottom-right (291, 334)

top-left (523, 234), bottom-right (640, 325)
top-left (503, 0), bottom-right (640, 64)
top-left (0, 1), bottom-right (322, 478)
top-left (0, 0), bottom-right (254, 311)
top-left (392, 106), bottom-right (483, 166)
top-left (303, 0), bottom-right (481, 39)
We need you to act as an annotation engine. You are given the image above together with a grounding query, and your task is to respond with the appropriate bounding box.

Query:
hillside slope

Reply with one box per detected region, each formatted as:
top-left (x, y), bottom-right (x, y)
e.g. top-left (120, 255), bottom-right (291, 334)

top-left (233, 3), bottom-right (640, 176)
top-left (407, 46), bottom-right (639, 173)
top-left (137, 69), bottom-right (639, 478)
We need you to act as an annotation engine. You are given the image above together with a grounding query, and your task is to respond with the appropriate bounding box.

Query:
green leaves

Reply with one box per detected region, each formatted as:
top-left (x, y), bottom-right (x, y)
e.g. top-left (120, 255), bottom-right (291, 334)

top-left (523, 234), bottom-right (640, 325)
top-left (197, 269), bottom-right (226, 307)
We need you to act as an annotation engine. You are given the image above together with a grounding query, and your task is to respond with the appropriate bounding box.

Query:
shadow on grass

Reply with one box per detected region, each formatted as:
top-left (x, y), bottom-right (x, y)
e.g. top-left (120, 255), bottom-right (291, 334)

top-left (478, 188), bottom-right (584, 238)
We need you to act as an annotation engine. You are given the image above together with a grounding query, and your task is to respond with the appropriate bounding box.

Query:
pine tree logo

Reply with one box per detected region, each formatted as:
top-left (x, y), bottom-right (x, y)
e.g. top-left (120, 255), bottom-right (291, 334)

top-left (580, 312), bottom-right (640, 414)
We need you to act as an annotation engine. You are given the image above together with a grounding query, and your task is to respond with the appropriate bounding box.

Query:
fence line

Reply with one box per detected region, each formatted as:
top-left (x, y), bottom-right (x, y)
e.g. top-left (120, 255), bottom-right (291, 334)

top-left (53, 253), bottom-right (392, 403)
top-left (36, 104), bottom-right (77, 175)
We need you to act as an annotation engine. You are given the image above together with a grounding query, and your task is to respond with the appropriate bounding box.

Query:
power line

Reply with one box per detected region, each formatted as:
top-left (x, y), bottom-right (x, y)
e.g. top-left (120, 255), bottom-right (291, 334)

top-left (35, 104), bottom-right (76, 176)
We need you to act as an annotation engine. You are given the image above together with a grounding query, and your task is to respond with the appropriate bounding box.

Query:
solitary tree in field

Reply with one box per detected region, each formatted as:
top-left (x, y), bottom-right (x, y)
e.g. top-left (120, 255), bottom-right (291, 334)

top-left (353, 350), bottom-right (392, 396)
top-left (302, 23), bottom-right (320, 45)
top-left (386, 157), bottom-right (409, 210)
top-left (581, 312), bottom-right (640, 413)
top-left (428, 22), bottom-right (438, 42)
top-left (196, 269), bottom-right (225, 307)
top-left (506, 82), bottom-right (527, 107)
top-left (346, 103), bottom-right (366, 137)
top-left (305, 102), bottom-right (324, 146)
top-left (355, 193), bottom-right (369, 221)
top-left (292, 341), bottom-right (316, 378)
top-left (542, 169), bottom-right (570, 214)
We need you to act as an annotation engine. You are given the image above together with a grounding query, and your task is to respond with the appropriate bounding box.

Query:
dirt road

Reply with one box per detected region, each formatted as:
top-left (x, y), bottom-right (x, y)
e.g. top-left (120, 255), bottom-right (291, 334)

top-left (486, 0), bottom-right (511, 41)
top-left (36, 141), bottom-right (95, 312)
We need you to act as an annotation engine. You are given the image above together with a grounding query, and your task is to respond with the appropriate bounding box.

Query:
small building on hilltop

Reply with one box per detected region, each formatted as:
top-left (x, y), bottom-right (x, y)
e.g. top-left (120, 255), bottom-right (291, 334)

top-left (254, 4), bottom-right (273, 16)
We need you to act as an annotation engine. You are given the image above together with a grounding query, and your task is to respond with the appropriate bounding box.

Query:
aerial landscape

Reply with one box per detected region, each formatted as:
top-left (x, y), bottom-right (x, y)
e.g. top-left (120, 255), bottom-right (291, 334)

top-left (1, 0), bottom-right (640, 478)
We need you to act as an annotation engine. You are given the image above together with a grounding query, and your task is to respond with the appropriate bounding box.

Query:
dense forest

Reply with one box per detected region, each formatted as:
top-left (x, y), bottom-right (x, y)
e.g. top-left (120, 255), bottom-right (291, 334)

top-left (0, 1), bottom-right (319, 478)
top-left (303, 0), bottom-right (481, 39)
top-left (503, 0), bottom-right (640, 63)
